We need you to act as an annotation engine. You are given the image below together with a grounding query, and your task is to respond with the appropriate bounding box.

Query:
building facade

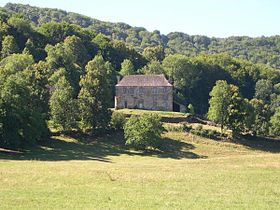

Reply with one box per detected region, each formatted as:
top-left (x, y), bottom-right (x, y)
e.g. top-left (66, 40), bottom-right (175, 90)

top-left (115, 75), bottom-right (173, 111)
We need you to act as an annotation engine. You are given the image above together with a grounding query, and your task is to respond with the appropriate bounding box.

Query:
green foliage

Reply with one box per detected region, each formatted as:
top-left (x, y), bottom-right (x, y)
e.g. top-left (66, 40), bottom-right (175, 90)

top-left (0, 53), bottom-right (34, 81)
top-left (110, 112), bottom-right (126, 130)
top-left (7, 13), bottom-right (33, 34)
top-left (249, 98), bottom-right (271, 136)
top-left (187, 104), bottom-right (195, 114)
top-left (1, 35), bottom-right (19, 58)
top-left (5, 3), bottom-right (280, 70)
top-left (190, 125), bottom-right (221, 139)
top-left (142, 45), bottom-right (165, 62)
top-left (63, 35), bottom-right (89, 66)
top-left (254, 79), bottom-right (273, 102)
top-left (78, 55), bottom-right (112, 131)
top-left (140, 60), bottom-right (164, 75)
top-left (124, 114), bottom-right (164, 150)
top-left (0, 71), bottom-right (48, 147)
top-left (119, 59), bottom-right (135, 76)
top-left (45, 40), bottom-right (82, 94)
top-left (208, 80), bottom-right (250, 135)
top-left (226, 85), bottom-right (249, 134)
top-left (208, 80), bottom-right (232, 131)
top-left (0, 3), bottom-right (279, 141)
top-left (49, 76), bottom-right (77, 131)
top-left (269, 108), bottom-right (280, 136)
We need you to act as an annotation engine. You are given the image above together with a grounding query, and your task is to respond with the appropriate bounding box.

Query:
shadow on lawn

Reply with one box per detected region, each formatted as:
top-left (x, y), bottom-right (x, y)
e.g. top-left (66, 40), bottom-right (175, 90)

top-left (0, 132), bottom-right (205, 161)
top-left (233, 135), bottom-right (280, 153)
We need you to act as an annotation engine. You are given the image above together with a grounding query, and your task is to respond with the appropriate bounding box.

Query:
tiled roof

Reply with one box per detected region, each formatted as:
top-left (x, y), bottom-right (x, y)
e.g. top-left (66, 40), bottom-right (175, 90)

top-left (116, 74), bottom-right (172, 87)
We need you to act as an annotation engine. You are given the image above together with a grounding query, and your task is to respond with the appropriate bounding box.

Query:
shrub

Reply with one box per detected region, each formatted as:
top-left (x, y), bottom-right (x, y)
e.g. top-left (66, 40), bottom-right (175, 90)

top-left (187, 104), bottom-right (195, 115)
top-left (190, 125), bottom-right (220, 139)
top-left (110, 112), bottom-right (126, 130)
top-left (124, 113), bottom-right (164, 150)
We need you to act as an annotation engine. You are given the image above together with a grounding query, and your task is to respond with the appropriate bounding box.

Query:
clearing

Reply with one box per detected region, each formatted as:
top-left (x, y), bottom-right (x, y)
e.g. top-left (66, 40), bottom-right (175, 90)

top-left (0, 111), bottom-right (280, 209)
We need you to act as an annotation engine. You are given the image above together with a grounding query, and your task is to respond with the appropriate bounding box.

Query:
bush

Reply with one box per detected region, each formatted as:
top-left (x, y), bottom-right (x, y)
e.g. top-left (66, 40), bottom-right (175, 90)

top-left (190, 125), bottom-right (220, 139)
top-left (187, 104), bottom-right (195, 115)
top-left (110, 112), bottom-right (126, 130)
top-left (124, 113), bottom-right (164, 150)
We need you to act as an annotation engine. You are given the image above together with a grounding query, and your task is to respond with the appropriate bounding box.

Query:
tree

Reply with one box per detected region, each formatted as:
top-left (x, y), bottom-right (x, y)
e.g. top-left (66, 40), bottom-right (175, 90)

top-left (7, 13), bottom-right (33, 34)
top-left (0, 53), bottom-right (34, 81)
top-left (0, 71), bottom-right (48, 147)
top-left (208, 80), bottom-right (250, 135)
top-left (142, 45), bottom-right (165, 62)
top-left (1, 35), bottom-right (19, 58)
top-left (110, 112), bottom-right (126, 130)
top-left (78, 55), bottom-right (112, 131)
top-left (162, 54), bottom-right (192, 90)
top-left (119, 59), bottom-right (135, 76)
top-left (124, 114), bottom-right (164, 150)
top-left (249, 98), bottom-right (270, 136)
top-left (49, 76), bottom-right (77, 131)
top-left (208, 80), bottom-right (232, 131)
top-left (45, 42), bottom-right (82, 94)
top-left (140, 60), bottom-right (164, 75)
top-left (227, 85), bottom-right (250, 134)
top-left (254, 79), bottom-right (273, 103)
top-left (64, 35), bottom-right (89, 66)
top-left (270, 108), bottom-right (280, 136)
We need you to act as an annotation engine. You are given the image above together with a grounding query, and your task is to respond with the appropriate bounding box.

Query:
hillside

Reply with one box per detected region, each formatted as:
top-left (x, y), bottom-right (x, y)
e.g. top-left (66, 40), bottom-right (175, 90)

top-left (3, 3), bottom-right (280, 69)
top-left (1, 130), bottom-right (280, 209)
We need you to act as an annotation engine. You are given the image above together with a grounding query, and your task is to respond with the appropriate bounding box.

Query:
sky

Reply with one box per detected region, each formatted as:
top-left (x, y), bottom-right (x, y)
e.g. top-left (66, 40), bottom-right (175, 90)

top-left (0, 0), bottom-right (279, 38)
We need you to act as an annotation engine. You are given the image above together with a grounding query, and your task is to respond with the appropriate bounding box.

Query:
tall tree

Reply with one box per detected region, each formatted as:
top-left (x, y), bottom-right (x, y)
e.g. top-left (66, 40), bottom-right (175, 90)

top-left (254, 79), bottom-right (273, 103)
top-left (1, 35), bottom-right (19, 59)
top-left (119, 59), bottom-right (135, 76)
top-left (270, 108), bottom-right (280, 136)
top-left (45, 42), bottom-right (82, 94)
top-left (49, 76), bottom-right (77, 131)
top-left (249, 98), bottom-right (270, 136)
top-left (64, 35), bottom-right (89, 66)
top-left (208, 80), bottom-right (232, 131)
top-left (142, 45), bottom-right (165, 62)
top-left (0, 71), bottom-right (48, 147)
top-left (140, 60), bottom-right (164, 75)
top-left (78, 55), bottom-right (112, 131)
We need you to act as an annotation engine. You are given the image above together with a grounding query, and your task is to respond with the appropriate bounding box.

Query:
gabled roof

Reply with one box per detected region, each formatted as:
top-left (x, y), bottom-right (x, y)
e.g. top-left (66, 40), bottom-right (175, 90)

top-left (116, 74), bottom-right (172, 87)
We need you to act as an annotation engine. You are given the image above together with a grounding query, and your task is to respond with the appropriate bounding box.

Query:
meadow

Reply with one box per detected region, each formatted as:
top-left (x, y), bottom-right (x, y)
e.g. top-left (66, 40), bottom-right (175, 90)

top-left (0, 130), bottom-right (279, 209)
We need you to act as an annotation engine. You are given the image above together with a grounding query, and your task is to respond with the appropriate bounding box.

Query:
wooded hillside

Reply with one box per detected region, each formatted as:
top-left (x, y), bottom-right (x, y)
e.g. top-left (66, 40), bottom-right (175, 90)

top-left (0, 3), bottom-right (279, 148)
top-left (3, 3), bottom-right (280, 69)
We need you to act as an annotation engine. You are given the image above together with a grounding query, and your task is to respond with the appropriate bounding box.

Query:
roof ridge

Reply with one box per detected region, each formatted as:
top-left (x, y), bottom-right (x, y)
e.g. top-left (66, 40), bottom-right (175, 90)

top-left (116, 74), bottom-right (172, 87)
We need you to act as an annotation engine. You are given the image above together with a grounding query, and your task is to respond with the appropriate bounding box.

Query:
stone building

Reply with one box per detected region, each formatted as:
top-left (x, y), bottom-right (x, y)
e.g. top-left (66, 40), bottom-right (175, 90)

top-left (115, 74), bottom-right (173, 111)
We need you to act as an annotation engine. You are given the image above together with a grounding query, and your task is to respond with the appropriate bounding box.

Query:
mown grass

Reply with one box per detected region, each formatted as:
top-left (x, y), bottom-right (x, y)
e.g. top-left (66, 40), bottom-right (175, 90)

top-left (0, 131), bottom-right (280, 209)
top-left (114, 108), bottom-right (188, 118)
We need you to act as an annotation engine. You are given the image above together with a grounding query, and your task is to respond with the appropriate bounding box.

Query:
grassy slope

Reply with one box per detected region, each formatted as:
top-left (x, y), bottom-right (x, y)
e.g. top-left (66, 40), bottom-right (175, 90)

top-left (114, 108), bottom-right (188, 118)
top-left (0, 131), bottom-right (279, 210)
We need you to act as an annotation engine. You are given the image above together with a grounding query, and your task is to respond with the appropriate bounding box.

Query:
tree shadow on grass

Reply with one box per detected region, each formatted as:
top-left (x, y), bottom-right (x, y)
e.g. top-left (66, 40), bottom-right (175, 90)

top-left (0, 132), bottom-right (206, 161)
top-left (140, 137), bottom-right (207, 159)
top-left (232, 135), bottom-right (280, 153)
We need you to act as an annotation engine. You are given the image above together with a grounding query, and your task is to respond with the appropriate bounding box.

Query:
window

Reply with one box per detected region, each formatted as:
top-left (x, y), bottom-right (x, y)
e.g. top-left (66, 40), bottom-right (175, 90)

top-left (138, 100), bottom-right (144, 109)
top-left (139, 87), bottom-right (144, 94)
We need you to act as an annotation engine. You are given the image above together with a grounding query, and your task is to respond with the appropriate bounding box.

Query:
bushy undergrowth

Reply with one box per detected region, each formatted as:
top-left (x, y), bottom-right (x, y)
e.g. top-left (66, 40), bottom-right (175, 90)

top-left (124, 113), bottom-right (164, 150)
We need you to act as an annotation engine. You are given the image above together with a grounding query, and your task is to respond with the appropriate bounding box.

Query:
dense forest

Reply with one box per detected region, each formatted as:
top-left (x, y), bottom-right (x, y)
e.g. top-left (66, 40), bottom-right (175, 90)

top-left (0, 3), bottom-right (279, 148)
top-left (3, 3), bottom-right (280, 69)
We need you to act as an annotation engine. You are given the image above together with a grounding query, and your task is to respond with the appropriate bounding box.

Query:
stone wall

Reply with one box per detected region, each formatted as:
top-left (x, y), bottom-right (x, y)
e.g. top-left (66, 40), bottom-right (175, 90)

top-left (115, 86), bottom-right (173, 111)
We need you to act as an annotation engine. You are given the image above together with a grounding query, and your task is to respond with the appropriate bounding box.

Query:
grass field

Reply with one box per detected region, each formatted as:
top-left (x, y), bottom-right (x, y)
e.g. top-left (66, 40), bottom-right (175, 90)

top-left (114, 108), bottom-right (188, 118)
top-left (1, 131), bottom-right (280, 209)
